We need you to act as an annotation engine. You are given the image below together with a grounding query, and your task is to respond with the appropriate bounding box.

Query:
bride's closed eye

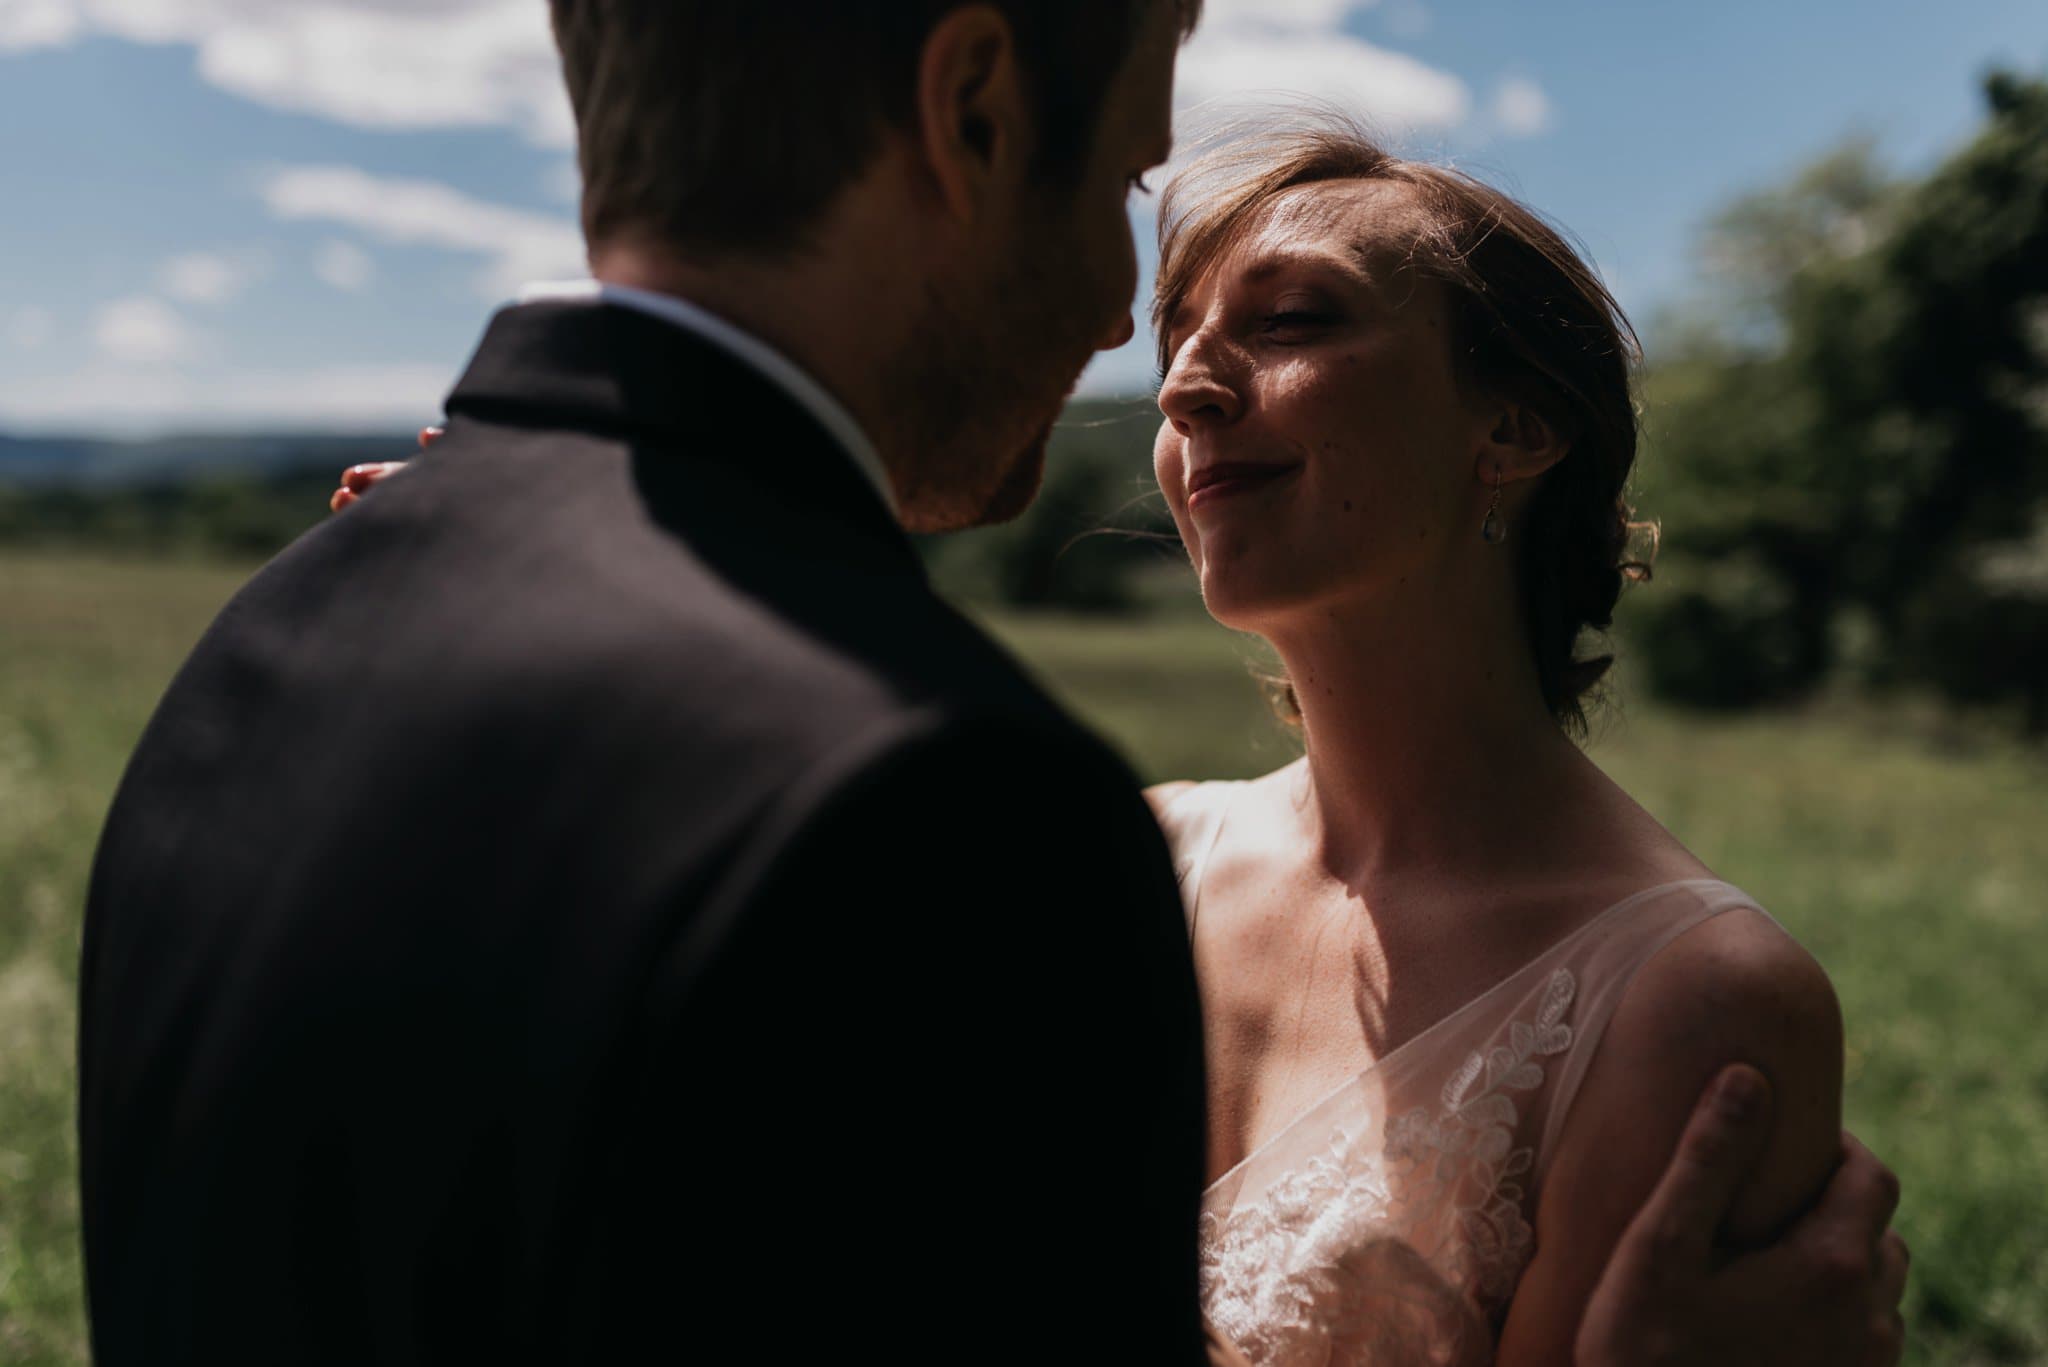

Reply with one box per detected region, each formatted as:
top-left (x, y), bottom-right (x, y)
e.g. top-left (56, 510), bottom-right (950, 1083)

top-left (1260, 309), bottom-right (1341, 339)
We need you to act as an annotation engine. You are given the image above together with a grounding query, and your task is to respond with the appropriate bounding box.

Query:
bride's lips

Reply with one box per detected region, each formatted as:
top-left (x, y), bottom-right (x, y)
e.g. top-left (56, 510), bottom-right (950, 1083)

top-left (1186, 460), bottom-right (1303, 511)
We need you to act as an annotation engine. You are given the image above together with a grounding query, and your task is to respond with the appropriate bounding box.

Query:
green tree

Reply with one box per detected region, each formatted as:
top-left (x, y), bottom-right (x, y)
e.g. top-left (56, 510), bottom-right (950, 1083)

top-left (1634, 72), bottom-right (2048, 726)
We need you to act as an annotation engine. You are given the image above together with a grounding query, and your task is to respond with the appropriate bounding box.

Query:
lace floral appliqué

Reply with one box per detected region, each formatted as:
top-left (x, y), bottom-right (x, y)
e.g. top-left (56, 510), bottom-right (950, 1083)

top-left (1199, 970), bottom-right (1578, 1367)
top-left (1384, 969), bottom-right (1576, 1304)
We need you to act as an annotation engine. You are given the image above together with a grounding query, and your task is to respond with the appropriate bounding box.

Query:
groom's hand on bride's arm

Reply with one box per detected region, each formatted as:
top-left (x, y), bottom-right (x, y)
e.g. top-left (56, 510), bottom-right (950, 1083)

top-left (328, 426), bottom-right (440, 512)
top-left (1576, 1067), bottom-right (1909, 1367)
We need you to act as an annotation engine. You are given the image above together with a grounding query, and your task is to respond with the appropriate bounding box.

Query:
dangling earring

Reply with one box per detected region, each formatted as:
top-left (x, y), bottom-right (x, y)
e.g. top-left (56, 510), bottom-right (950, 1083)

top-left (1481, 467), bottom-right (1507, 545)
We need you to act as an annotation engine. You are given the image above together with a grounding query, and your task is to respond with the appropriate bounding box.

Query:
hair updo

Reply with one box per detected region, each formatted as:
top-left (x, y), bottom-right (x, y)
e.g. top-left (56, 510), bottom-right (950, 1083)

top-left (1152, 111), bottom-right (1654, 735)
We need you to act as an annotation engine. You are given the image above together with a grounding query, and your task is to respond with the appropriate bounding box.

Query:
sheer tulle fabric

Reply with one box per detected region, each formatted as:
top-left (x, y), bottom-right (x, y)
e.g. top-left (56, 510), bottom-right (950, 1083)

top-left (1164, 782), bottom-right (1766, 1367)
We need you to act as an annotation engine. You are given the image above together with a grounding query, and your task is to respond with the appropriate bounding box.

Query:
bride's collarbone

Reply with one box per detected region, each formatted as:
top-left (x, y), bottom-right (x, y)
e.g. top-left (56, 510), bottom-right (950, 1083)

top-left (1192, 858), bottom-right (1693, 1087)
top-left (1195, 858), bottom-right (1554, 982)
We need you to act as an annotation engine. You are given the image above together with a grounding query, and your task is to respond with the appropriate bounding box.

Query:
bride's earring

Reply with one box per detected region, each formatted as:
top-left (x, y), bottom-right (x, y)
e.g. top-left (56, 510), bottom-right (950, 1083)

top-left (1481, 467), bottom-right (1507, 545)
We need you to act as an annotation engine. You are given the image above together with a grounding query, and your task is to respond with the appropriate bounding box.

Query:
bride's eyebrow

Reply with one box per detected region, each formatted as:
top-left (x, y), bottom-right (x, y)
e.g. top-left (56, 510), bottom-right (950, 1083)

top-left (1235, 248), bottom-right (1374, 291)
top-left (1162, 246), bottom-right (1371, 343)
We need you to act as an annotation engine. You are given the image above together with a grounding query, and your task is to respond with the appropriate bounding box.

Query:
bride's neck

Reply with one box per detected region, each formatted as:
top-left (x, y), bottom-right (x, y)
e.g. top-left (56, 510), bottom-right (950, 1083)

top-left (1261, 585), bottom-right (1587, 886)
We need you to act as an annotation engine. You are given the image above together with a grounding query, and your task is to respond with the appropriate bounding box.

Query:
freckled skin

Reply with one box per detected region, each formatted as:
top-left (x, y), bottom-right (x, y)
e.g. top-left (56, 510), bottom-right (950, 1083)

top-left (1152, 181), bottom-right (1496, 631)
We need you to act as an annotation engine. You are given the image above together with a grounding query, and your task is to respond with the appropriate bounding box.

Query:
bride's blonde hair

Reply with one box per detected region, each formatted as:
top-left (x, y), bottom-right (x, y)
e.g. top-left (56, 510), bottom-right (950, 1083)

top-left (1153, 109), bottom-right (1656, 736)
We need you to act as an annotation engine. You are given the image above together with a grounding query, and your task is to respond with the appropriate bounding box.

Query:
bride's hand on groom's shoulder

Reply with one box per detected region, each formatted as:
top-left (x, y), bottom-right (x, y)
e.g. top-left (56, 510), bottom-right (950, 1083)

top-left (1576, 1065), bottom-right (1909, 1367)
top-left (328, 427), bottom-right (440, 512)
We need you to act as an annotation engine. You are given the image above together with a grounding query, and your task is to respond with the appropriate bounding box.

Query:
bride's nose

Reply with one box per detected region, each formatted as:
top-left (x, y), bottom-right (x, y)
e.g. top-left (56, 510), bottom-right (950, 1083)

top-left (1158, 334), bottom-right (1244, 434)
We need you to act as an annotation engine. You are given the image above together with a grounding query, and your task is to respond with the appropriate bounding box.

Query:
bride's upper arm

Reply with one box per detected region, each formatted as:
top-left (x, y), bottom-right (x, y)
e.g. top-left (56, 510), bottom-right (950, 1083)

top-left (1494, 907), bottom-right (1845, 1365)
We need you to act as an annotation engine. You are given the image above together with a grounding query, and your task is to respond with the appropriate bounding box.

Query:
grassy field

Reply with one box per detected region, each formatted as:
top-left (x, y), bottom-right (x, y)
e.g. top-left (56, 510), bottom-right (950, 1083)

top-left (3, 550), bottom-right (2044, 1365)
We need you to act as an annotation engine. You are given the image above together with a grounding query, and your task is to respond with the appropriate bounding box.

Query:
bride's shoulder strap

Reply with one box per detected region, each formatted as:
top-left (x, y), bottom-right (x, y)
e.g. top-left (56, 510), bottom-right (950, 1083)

top-left (1531, 880), bottom-right (1778, 1174)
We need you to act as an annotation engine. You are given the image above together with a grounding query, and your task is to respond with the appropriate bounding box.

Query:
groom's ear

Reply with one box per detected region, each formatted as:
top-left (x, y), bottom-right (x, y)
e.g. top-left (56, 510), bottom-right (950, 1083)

top-left (914, 5), bottom-right (1030, 225)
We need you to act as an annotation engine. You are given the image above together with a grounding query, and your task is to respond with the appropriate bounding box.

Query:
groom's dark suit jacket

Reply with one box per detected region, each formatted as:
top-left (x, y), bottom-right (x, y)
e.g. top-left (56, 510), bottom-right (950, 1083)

top-left (79, 301), bottom-right (1209, 1365)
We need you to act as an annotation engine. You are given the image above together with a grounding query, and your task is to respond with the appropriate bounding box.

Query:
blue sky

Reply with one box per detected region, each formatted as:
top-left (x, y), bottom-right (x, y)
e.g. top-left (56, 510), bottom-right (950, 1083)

top-left (1, 0), bottom-right (2043, 435)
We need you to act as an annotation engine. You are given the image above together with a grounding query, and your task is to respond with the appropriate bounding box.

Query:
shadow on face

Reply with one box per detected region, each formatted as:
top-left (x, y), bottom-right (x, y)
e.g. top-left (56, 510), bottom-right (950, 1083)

top-left (893, 2), bottom-right (1182, 534)
top-left (1151, 180), bottom-right (1497, 632)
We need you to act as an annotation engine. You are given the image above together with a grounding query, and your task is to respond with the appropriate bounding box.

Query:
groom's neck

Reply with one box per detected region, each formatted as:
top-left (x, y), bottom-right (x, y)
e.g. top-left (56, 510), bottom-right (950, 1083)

top-left (589, 213), bottom-right (916, 492)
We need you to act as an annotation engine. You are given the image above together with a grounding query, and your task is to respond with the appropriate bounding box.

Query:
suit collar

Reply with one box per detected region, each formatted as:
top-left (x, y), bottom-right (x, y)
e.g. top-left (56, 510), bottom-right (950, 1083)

top-left (514, 281), bottom-right (898, 520)
top-left (445, 299), bottom-right (920, 576)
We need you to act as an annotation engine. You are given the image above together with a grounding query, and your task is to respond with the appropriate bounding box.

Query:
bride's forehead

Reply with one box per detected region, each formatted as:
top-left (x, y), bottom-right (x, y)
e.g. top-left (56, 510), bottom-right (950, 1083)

top-left (1221, 180), bottom-right (1430, 276)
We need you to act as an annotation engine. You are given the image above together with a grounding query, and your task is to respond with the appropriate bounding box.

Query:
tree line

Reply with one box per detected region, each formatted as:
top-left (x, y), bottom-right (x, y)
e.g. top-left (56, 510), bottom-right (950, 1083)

top-left (1627, 71), bottom-right (2048, 731)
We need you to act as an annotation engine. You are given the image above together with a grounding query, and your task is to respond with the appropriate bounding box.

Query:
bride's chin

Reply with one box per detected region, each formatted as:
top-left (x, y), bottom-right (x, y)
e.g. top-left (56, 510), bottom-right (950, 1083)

top-left (1197, 553), bottom-right (1336, 633)
top-left (1196, 571), bottom-right (1280, 633)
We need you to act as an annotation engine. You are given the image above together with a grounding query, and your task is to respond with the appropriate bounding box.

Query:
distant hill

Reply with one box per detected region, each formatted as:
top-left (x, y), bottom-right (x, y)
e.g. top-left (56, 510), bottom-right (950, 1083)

top-left (0, 398), bottom-right (1176, 608)
top-left (0, 431), bottom-right (414, 488)
top-left (0, 397), bottom-right (1156, 489)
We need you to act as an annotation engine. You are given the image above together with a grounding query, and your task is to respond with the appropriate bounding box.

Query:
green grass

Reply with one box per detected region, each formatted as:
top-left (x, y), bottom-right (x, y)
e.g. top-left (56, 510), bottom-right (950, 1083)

top-left (0, 552), bottom-right (256, 1365)
top-left (2, 551), bottom-right (2043, 1365)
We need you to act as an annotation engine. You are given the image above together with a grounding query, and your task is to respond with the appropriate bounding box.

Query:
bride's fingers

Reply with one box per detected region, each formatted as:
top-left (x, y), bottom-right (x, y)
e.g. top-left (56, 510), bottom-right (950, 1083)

top-left (330, 427), bottom-right (431, 512)
top-left (342, 462), bottom-right (405, 493)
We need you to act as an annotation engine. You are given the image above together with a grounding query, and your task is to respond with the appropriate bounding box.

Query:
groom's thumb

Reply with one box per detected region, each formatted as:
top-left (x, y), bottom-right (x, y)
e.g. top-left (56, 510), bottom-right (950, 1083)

top-left (1620, 1064), bottom-right (1774, 1271)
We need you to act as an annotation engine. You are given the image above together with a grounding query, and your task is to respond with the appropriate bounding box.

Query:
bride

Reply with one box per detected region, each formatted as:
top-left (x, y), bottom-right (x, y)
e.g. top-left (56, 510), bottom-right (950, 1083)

top-left (334, 115), bottom-right (1900, 1365)
top-left (1143, 120), bottom-right (1845, 1364)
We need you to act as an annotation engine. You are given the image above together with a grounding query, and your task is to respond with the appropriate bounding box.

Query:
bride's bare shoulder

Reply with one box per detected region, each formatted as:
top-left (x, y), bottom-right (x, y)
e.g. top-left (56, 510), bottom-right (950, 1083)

top-left (1143, 781), bottom-right (1209, 860)
top-left (1551, 903), bottom-right (1843, 1239)
top-left (1145, 762), bottom-right (1300, 840)
top-left (1142, 780), bottom-right (1199, 818)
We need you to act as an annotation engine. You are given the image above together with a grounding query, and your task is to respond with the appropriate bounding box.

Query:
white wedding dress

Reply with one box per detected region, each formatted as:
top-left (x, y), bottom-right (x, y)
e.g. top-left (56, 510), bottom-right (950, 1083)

top-left (1161, 781), bottom-right (1770, 1367)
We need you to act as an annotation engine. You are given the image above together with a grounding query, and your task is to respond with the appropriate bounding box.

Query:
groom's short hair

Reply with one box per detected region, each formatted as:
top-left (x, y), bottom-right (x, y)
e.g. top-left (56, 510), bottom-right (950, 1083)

top-left (550, 0), bottom-right (1200, 257)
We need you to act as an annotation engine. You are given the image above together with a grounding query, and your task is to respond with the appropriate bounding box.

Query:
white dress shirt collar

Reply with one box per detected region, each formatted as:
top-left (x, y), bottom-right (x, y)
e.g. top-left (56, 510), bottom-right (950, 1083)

top-left (517, 279), bottom-right (898, 520)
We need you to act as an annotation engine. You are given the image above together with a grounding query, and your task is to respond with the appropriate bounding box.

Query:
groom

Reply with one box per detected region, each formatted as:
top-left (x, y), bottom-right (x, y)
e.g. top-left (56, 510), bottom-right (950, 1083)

top-left (81, 2), bottom-right (1905, 1363)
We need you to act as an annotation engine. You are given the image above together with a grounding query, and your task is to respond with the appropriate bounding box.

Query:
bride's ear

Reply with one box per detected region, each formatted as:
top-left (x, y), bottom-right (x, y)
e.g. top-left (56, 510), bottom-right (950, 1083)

top-left (1476, 397), bottom-right (1571, 487)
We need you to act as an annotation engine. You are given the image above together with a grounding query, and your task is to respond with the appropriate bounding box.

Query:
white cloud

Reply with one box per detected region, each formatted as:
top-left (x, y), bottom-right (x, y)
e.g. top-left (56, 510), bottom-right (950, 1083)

top-left (6, 307), bottom-right (55, 351)
top-left (159, 250), bottom-right (263, 305)
top-left (0, 0), bottom-right (79, 50)
top-left (259, 165), bottom-right (584, 300)
top-left (93, 296), bottom-right (201, 364)
top-left (1199, 0), bottom-right (1373, 26)
top-left (313, 239), bottom-right (376, 293)
top-left (10, 0), bottom-right (1472, 157)
top-left (1, 0), bottom-right (572, 145)
top-left (1173, 0), bottom-right (1467, 134)
top-left (0, 360), bottom-right (454, 432)
top-left (1491, 77), bottom-right (1555, 139)
top-left (10, 0), bottom-right (1475, 149)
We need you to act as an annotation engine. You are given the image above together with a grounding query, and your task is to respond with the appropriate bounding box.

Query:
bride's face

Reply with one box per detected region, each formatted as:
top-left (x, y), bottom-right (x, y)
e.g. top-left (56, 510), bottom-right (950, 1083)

top-left (1153, 180), bottom-right (1494, 631)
